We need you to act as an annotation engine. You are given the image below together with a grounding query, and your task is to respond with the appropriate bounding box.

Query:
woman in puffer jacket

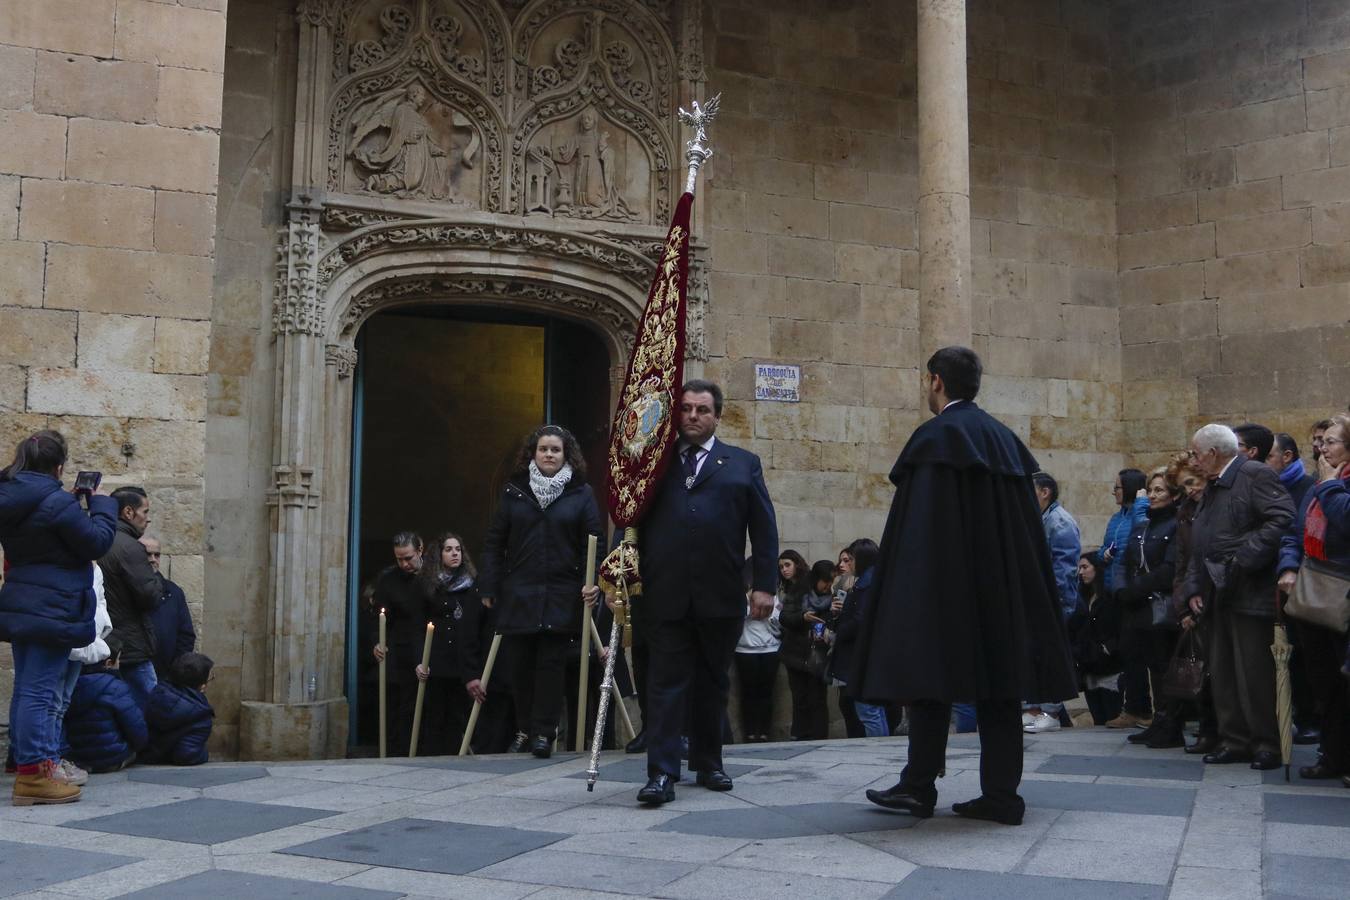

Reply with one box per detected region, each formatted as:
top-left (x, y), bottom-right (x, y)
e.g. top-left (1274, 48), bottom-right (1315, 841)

top-left (64, 652), bottom-right (149, 774)
top-left (0, 430), bottom-right (118, 805)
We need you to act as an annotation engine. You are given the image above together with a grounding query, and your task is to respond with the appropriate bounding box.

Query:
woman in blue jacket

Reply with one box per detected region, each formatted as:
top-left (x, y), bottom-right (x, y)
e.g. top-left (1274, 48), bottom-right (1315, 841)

top-left (1277, 414), bottom-right (1350, 782)
top-left (0, 430), bottom-right (118, 805)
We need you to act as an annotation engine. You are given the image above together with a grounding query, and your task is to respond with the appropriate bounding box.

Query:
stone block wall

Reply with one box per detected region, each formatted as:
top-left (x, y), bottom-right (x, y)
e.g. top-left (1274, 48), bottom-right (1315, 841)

top-left (204, 0), bottom-right (296, 756)
top-left (704, 0), bottom-right (1124, 551)
top-left (0, 1), bottom-right (228, 710)
top-left (1113, 0), bottom-right (1350, 467)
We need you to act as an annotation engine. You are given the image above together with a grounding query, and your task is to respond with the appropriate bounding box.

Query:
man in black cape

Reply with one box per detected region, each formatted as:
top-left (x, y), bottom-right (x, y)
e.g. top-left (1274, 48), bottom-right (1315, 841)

top-left (852, 347), bottom-right (1077, 826)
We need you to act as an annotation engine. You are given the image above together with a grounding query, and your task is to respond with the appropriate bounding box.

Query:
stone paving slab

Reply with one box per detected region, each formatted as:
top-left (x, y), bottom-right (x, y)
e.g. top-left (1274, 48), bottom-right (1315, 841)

top-left (563, 758), bottom-right (760, 783)
top-left (0, 838), bottom-right (136, 897)
top-left (282, 817), bottom-right (565, 874)
top-left (117, 869), bottom-right (403, 899)
top-left (67, 797), bottom-right (334, 844)
top-left (1036, 753), bottom-right (1204, 781)
top-left (5, 728), bottom-right (1349, 899)
top-left (126, 764), bottom-right (269, 789)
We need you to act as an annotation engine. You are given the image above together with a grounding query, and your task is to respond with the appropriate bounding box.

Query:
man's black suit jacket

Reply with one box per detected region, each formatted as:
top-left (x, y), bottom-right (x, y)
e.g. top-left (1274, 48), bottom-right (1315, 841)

top-left (637, 438), bottom-right (779, 622)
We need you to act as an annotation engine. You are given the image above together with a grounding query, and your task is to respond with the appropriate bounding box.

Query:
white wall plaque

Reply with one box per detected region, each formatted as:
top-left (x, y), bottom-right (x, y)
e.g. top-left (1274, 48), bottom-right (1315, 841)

top-left (754, 363), bottom-right (801, 402)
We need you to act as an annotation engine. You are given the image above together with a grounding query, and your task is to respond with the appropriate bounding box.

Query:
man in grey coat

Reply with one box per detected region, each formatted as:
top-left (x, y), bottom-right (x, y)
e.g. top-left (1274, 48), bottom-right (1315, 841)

top-left (1183, 424), bottom-right (1295, 770)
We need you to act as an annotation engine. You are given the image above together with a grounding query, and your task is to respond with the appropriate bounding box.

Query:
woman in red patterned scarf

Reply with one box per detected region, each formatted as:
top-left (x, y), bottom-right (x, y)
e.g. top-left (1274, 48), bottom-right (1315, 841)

top-left (1277, 414), bottom-right (1350, 786)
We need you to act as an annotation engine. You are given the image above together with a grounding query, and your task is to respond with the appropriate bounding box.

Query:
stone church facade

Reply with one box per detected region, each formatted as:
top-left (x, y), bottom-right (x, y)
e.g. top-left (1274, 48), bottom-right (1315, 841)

top-left (0, 0), bottom-right (1347, 758)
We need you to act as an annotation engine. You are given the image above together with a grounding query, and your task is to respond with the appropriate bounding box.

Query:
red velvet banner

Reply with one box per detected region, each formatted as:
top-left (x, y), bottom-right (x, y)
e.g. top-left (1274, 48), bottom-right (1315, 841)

top-left (605, 191), bottom-right (693, 526)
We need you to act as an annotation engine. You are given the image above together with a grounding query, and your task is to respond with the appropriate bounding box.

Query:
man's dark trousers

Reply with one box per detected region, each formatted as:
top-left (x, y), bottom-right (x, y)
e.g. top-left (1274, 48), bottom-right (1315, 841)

top-left (646, 614), bottom-right (742, 779)
top-left (901, 698), bottom-right (1024, 812)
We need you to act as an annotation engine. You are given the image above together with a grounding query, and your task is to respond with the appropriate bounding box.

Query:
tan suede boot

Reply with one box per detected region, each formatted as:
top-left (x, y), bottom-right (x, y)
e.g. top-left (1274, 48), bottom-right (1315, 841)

top-left (12, 760), bottom-right (82, 806)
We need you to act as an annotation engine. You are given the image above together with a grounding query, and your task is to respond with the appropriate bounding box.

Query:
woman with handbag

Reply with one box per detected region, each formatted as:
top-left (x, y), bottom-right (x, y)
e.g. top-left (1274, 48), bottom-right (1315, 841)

top-left (1277, 414), bottom-right (1350, 781)
top-left (1119, 469), bottom-right (1182, 748)
top-left (1167, 454), bottom-right (1221, 755)
top-left (778, 553), bottom-right (830, 740)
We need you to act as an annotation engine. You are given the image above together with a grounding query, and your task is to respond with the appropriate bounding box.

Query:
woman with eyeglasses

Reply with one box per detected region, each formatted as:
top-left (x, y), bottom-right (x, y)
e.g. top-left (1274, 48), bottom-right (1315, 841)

top-left (1277, 414), bottom-right (1350, 786)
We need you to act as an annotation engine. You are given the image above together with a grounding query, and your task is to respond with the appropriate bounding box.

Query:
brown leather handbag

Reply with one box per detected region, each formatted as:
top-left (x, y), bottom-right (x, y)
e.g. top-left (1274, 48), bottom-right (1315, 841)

top-left (1159, 627), bottom-right (1206, 701)
top-left (1285, 558), bottom-right (1350, 634)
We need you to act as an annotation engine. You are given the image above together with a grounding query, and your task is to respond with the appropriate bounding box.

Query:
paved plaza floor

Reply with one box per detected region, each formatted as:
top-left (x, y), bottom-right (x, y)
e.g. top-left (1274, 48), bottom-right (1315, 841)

top-left (1, 726), bottom-right (1348, 899)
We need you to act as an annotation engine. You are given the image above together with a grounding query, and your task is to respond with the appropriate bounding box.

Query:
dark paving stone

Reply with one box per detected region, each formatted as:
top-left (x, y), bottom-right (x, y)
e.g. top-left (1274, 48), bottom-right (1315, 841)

top-left (1265, 853), bottom-right (1350, 899)
top-left (1018, 780), bottom-right (1196, 817)
top-left (399, 753), bottom-right (580, 774)
top-left (721, 744), bottom-right (821, 760)
top-left (66, 797), bottom-right (334, 844)
top-left (883, 867), bottom-right (1166, 899)
top-left (1037, 754), bottom-right (1203, 782)
top-left (565, 759), bottom-right (760, 783)
top-left (119, 870), bottom-right (401, 899)
top-left (0, 839), bottom-right (136, 898)
top-left (128, 765), bottom-right (269, 789)
top-left (282, 817), bottom-right (565, 875)
top-left (654, 801), bottom-right (923, 839)
top-left (1264, 792), bottom-right (1350, 827)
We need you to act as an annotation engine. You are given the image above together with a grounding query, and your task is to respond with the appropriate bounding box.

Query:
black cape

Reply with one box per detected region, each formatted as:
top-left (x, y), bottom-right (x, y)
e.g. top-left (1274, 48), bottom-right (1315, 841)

top-left (851, 401), bottom-right (1078, 704)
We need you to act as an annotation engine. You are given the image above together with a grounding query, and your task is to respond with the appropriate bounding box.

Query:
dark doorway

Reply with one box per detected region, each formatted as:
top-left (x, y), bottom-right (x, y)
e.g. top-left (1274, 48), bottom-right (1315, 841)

top-left (345, 304), bottom-right (611, 751)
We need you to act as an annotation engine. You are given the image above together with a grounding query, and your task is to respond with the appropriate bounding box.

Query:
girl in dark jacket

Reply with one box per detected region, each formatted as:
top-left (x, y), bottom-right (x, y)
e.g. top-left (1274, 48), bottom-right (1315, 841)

top-left (1120, 469), bottom-right (1182, 747)
top-left (0, 430), bottom-right (118, 805)
top-left (1070, 553), bottom-right (1124, 725)
top-left (480, 425), bottom-right (602, 758)
top-left (778, 553), bottom-right (829, 740)
top-left (413, 533), bottom-right (485, 755)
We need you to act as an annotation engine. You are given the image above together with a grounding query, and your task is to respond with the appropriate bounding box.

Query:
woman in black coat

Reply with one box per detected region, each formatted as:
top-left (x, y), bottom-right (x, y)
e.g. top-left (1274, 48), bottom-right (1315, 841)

top-left (1070, 553), bottom-right (1123, 725)
top-left (1119, 469), bottom-right (1181, 747)
top-left (413, 532), bottom-right (484, 756)
top-left (480, 425), bottom-right (602, 758)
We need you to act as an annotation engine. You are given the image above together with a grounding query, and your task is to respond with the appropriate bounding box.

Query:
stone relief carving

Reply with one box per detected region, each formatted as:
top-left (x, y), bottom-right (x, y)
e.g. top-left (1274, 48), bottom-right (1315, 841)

top-left (325, 344), bottom-right (360, 378)
top-left (340, 274), bottom-right (638, 348)
top-left (273, 205), bottom-right (325, 336)
top-left (685, 250), bottom-right (708, 362)
top-left (525, 107), bottom-right (637, 220)
top-left (349, 83), bottom-right (480, 201)
top-left (348, 4), bottom-right (414, 70)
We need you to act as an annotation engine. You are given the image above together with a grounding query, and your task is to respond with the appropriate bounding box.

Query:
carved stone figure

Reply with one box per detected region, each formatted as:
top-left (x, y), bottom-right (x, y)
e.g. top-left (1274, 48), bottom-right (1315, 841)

top-left (528, 109), bottom-right (636, 221)
top-left (349, 83), bottom-right (480, 200)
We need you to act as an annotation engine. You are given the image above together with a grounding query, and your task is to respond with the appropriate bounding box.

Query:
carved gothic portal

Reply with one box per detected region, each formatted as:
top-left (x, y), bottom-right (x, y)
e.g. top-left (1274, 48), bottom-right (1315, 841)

top-left (243, 0), bottom-right (709, 758)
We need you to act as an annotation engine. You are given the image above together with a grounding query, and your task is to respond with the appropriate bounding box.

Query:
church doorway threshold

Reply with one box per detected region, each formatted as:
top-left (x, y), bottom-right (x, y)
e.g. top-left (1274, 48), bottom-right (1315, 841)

top-left (344, 304), bottom-right (611, 754)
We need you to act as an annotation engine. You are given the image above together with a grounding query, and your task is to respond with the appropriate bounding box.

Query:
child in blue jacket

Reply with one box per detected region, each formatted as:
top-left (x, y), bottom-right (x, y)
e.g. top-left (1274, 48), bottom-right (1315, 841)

top-left (64, 652), bottom-right (149, 774)
top-left (143, 652), bottom-right (214, 766)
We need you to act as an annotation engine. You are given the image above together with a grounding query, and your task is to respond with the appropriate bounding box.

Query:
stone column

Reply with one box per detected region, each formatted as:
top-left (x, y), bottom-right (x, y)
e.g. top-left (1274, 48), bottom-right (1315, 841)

top-left (916, 0), bottom-right (973, 365)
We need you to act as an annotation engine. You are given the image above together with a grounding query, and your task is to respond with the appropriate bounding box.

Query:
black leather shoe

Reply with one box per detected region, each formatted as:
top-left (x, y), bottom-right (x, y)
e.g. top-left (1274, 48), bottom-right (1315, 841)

top-left (864, 781), bottom-right (935, 818)
top-left (625, 729), bottom-right (648, 754)
top-left (1294, 726), bottom-right (1322, 746)
top-left (696, 769), bottom-right (734, 791)
top-left (637, 774), bottom-right (675, 805)
top-left (1127, 717), bottom-right (1163, 744)
top-left (530, 735), bottom-right (552, 759)
top-left (1203, 748), bottom-right (1253, 765)
top-left (1185, 735), bottom-right (1219, 755)
top-left (952, 796), bottom-right (1024, 826)
top-left (508, 732), bottom-right (529, 753)
top-left (1299, 757), bottom-right (1342, 779)
top-left (1146, 728), bottom-right (1186, 749)
top-left (1250, 751), bottom-right (1281, 771)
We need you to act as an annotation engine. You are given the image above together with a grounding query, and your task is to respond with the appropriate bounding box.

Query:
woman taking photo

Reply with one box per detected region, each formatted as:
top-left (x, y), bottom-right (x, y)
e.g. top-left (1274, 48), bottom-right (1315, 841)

top-left (0, 430), bottom-right (118, 805)
top-left (481, 425), bottom-right (602, 758)
top-left (778, 552), bottom-right (830, 741)
top-left (413, 533), bottom-right (485, 755)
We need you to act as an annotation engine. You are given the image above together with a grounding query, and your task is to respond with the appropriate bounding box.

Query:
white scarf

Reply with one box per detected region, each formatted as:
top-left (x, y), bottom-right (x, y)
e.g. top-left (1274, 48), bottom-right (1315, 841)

top-left (528, 461), bottom-right (572, 509)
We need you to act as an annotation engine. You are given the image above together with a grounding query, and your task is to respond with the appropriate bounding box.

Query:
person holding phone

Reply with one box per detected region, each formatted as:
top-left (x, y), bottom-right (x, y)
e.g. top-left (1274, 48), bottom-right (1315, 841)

top-left (0, 430), bottom-right (118, 805)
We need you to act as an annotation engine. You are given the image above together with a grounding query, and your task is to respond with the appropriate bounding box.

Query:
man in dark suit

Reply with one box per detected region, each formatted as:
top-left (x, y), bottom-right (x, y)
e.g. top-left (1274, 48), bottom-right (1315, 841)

top-left (1182, 423), bottom-right (1294, 770)
top-left (853, 347), bottom-right (1077, 826)
top-left (634, 379), bottom-right (778, 805)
